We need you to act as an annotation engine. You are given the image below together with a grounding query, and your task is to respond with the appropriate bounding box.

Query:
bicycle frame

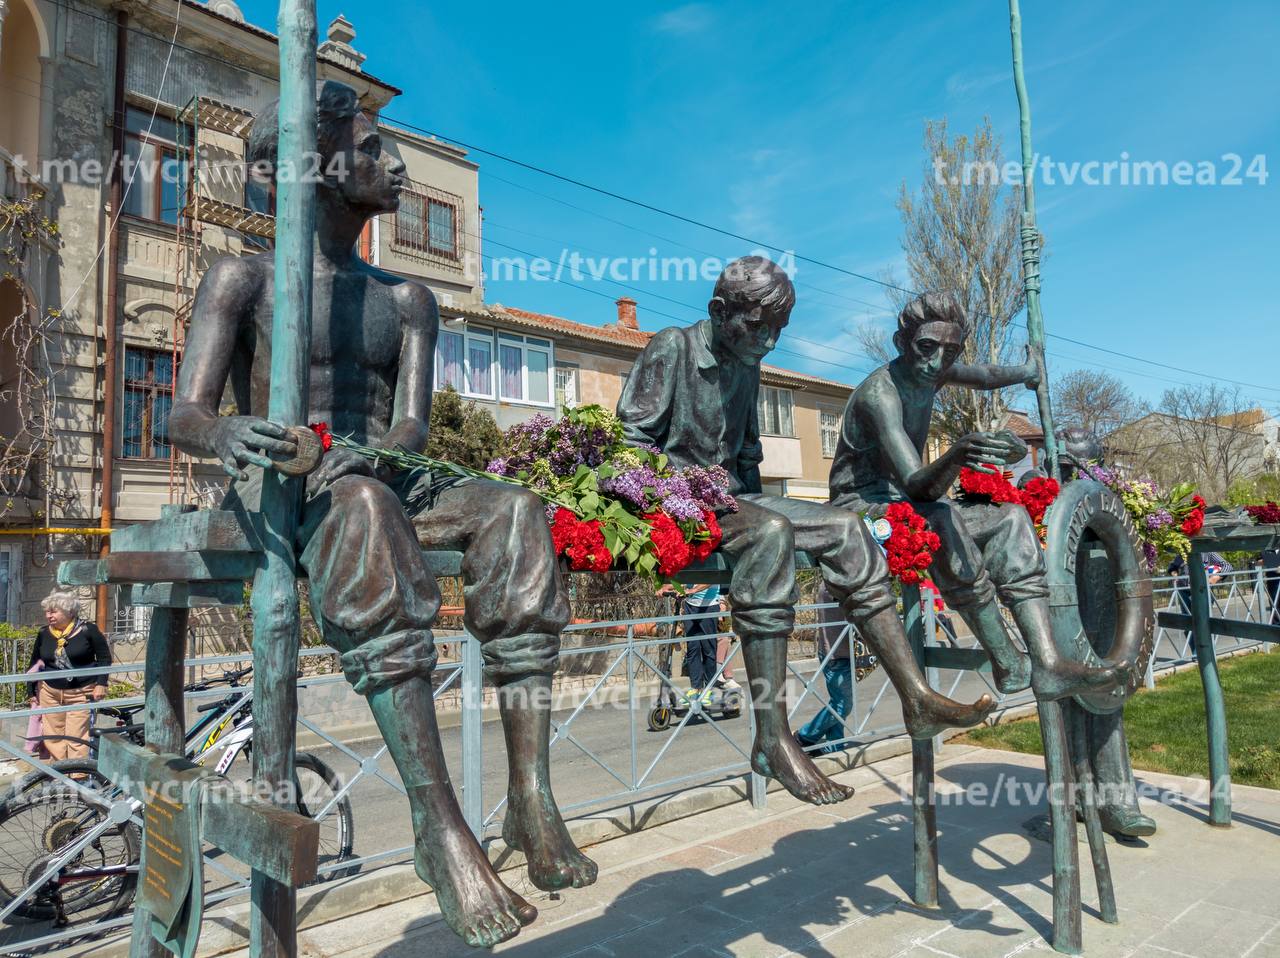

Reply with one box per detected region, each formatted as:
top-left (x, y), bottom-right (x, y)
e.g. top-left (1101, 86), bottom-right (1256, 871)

top-left (184, 691), bottom-right (255, 775)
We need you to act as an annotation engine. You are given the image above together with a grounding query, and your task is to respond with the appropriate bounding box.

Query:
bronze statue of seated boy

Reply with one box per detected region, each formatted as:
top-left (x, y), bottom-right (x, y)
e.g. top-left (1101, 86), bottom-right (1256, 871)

top-left (617, 256), bottom-right (994, 806)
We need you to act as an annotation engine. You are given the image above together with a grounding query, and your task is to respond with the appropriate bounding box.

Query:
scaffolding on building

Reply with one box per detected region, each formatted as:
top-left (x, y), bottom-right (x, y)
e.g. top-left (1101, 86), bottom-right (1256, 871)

top-left (170, 95), bottom-right (276, 504)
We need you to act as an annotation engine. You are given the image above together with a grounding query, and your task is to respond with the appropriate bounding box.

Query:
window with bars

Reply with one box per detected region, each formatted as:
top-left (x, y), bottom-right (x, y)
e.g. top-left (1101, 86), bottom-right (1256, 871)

top-left (758, 386), bottom-right (795, 437)
top-left (394, 184), bottom-right (462, 261)
top-left (122, 346), bottom-right (176, 459)
top-left (555, 364), bottom-right (579, 409)
top-left (820, 408), bottom-right (842, 457)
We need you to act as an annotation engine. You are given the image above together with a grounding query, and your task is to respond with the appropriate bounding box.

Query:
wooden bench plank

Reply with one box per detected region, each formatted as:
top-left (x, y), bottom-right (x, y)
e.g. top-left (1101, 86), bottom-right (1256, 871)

top-left (923, 648), bottom-right (993, 671)
top-left (128, 582), bottom-right (248, 608)
top-left (1156, 611), bottom-right (1279, 645)
top-left (111, 510), bottom-right (261, 554)
top-left (59, 551), bottom-right (258, 587)
top-left (98, 735), bottom-right (318, 887)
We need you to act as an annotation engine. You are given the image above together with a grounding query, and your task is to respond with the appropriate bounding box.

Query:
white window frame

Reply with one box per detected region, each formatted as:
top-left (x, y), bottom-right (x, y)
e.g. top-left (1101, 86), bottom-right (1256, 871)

top-left (0, 545), bottom-right (23, 625)
top-left (555, 363), bottom-right (580, 410)
top-left (435, 324), bottom-right (498, 400)
top-left (819, 406), bottom-right (842, 458)
top-left (496, 331), bottom-right (555, 408)
top-left (434, 325), bottom-right (555, 407)
top-left (758, 386), bottom-right (796, 438)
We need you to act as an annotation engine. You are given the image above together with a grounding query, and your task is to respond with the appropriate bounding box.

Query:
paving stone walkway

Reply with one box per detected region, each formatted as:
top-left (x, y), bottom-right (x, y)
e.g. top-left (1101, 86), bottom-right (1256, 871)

top-left (223, 745), bottom-right (1280, 958)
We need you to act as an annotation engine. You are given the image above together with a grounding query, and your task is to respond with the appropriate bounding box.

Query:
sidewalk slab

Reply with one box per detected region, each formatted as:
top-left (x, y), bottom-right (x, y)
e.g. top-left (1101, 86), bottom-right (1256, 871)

top-left (206, 745), bottom-right (1280, 957)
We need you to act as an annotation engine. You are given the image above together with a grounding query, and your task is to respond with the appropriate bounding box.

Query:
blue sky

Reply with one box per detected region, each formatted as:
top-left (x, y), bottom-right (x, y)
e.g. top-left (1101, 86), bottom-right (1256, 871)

top-left (241, 0), bottom-right (1280, 412)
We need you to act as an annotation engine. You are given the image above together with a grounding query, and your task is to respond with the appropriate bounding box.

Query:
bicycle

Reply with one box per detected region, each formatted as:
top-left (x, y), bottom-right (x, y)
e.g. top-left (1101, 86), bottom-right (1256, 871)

top-left (0, 665), bottom-right (355, 931)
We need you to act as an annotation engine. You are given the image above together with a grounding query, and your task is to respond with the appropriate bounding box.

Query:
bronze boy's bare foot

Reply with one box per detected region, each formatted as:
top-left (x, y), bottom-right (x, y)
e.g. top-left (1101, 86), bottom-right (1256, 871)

top-left (1030, 658), bottom-right (1125, 702)
top-left (903, 690), bottom-right (995, 740)
top-left (412, 800), bottom-right (537, 947)
top-left (503, 788), bottom-right (599, 890)
top-left (752, 732), bottom-right (855, 805)
top-left (498, 674), bottom-right (599, 891)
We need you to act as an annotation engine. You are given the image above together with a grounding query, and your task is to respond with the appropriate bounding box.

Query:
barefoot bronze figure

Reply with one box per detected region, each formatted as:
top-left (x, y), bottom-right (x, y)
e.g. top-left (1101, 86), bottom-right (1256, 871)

top-left (617, 257), bottom-right (993, 809)
top-left (830, 292), bottom-right (1129, 703)
top-left (168, 81), bottom-right (595, 948)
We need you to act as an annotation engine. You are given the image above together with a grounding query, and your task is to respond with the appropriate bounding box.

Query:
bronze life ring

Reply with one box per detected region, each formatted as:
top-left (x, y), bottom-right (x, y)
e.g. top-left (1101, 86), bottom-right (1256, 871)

top-left (1043, 478), bottom-right (1155, 713)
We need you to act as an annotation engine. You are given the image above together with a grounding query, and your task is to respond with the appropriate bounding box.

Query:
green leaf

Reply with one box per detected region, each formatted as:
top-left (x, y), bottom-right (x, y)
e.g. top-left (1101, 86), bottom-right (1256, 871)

top-left (602, 527), bottom-right (622, 555)
top-left (580, 491), bottom-right (601, 515)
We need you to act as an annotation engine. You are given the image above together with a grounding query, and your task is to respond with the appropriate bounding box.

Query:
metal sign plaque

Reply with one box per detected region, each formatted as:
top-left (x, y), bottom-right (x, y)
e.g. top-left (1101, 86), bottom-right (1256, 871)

top-left (137, 769), bottom-right (208, 958)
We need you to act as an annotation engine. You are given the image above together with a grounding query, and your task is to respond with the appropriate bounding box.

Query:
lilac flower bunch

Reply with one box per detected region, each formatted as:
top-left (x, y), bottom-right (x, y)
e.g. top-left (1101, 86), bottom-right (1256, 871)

top-left (483, 404), bottom-right (736, 586)
top-left (1077, 462), bottom-right (1204, 571)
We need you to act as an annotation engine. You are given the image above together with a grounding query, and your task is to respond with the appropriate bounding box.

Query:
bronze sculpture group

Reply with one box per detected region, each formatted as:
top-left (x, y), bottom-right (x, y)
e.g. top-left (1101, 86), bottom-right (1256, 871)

top-left (163, 82), bottom-right (1152, 949)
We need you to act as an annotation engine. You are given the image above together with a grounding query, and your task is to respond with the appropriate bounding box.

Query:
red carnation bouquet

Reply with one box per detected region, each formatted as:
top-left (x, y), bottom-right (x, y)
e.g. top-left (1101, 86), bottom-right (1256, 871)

top-left (1244, 501), bottom-right (1280, 525)
top-left (959, 466), bottom-right (1060, 528)
top-left (884, 502), bottom-right (942, 586)
top-left (1181, 494), bottom-right (1207, 536)
top-left (1020, 476), bottom-right (1062, 525)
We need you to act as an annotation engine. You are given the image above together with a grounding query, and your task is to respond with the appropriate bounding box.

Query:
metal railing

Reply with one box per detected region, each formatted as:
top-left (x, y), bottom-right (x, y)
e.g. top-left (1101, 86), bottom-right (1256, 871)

top-left (0, 569), bottom-right (1273, 951)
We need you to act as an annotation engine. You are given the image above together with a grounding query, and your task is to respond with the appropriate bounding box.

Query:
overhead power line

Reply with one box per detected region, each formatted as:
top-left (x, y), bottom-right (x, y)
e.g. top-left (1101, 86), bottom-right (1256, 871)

top-left (16, 0), bottom-right (1272, 397)
top-left (384, 113), bottom-right (1280, 398)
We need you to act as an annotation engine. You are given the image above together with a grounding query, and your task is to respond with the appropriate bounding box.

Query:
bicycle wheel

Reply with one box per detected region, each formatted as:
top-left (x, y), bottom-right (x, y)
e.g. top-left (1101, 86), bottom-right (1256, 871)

top-left (0, 762), bottom-right (139, 923)
top-left (293, 753), bottom-right (357, 883)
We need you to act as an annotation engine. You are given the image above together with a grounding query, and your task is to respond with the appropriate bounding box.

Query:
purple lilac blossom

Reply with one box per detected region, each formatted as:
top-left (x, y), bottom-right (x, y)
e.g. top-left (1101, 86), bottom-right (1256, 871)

top-left (1141, 541), bottom-right (1158, 573)
top-left (1085, 464), bottom-right (1115, 486)
top-left (1146, 509), bottom-right (1173, 530)
top-left (678, 464), bottom-right (737, 512)
top-left (599, 466), bottom-right (661, 510)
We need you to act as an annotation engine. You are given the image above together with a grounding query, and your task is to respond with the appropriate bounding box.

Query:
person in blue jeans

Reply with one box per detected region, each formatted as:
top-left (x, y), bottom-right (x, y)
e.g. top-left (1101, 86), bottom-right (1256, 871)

top-left (682, 583), bottom-right (722, 694)
top-left (795, 592), bottom-right (854, 754)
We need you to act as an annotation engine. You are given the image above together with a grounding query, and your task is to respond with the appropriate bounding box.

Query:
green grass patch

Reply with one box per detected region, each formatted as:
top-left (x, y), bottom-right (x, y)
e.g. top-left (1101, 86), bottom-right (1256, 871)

top-left (958, 650), bottom-right (1280, 789)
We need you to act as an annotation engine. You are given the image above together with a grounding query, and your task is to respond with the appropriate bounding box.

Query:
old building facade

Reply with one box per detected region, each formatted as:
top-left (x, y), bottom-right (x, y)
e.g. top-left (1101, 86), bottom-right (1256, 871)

top-left (0, 0), bottom-right (850, 632)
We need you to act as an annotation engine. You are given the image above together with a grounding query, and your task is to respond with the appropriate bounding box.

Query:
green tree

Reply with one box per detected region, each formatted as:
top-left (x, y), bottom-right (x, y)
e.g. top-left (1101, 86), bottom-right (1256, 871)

top-left (426, 387), bottom-right (505, 470)
top-left (1225, 474), bottom-right (1280, 506)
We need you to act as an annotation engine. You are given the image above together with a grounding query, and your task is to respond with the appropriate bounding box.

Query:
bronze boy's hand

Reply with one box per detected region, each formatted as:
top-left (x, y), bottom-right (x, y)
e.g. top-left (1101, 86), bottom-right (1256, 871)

top-left (1021, 345), bottom-right (1042, 390)
top-left (207, 416), bottom-right (297, 480)
top-left (308, 446), bottom-right (376, 492)
top-left (946, 432), bottom-right (1018, 471)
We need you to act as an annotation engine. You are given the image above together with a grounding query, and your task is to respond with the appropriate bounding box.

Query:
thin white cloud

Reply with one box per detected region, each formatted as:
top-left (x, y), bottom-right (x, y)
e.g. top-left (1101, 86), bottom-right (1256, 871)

top-left (653, 3), bottom-right (714, 36)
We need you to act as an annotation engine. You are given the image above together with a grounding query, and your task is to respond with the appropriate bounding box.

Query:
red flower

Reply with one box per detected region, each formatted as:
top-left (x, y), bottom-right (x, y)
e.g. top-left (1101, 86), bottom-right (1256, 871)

top-left (1019, 476), bottom-right (1061, 524)
top-left (645, 511), bottom-right (693, 576)
top-left (1245, 501), bottom-right (1280, 524)
top-left (883, 502), bottom-right (939, 586)
top-left (564, 517), bottom-right (612, 572)
top-left (308, 422), bottom-right (333, 452)
top-left (962, 467), bottom-right (1059, 526)
top-left (1192, 494), bottom-right (1207, 510)
top-left (959, 467), bottom-right (1022, 505)
top-left (550, 508), bottom-right (580, 555)
top-left (1181, 508), bottom-right (1204, 537)
top-left (690, 510), bottom-right (722, 563)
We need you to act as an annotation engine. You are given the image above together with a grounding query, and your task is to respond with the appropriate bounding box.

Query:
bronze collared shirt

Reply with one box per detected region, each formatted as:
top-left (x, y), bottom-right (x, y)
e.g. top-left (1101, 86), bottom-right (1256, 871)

top-left (616, 320), bottom-right (763, 494)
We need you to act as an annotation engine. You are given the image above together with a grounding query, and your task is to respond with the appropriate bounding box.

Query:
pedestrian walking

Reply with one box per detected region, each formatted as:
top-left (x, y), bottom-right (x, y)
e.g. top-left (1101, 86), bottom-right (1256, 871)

top-left (681, 584), bottom-right (722, 695)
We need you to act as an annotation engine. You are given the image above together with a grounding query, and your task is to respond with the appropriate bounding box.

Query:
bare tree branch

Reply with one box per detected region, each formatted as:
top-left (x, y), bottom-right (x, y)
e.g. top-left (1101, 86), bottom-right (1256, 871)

top-left (1105, 383), bottom-right (1269, 501)
top-left (893, 117), bottom-right (1029, 439)
top-left (1052, 368), bottom-right (1145, 438)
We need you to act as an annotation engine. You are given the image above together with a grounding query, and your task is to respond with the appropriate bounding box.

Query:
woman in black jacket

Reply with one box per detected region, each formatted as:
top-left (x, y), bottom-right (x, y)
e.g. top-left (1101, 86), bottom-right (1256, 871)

top-left (26, 591), bottom-right (112, 760)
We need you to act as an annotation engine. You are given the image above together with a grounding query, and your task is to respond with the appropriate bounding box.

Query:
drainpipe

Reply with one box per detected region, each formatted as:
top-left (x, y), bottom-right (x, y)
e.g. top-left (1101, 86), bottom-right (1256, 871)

top-left (96, 9), bottom-right (128, 632)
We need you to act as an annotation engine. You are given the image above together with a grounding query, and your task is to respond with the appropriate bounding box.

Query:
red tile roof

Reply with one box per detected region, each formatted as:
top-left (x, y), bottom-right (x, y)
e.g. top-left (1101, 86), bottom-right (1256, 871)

top-left (485, 304), bottom-right (852, 394)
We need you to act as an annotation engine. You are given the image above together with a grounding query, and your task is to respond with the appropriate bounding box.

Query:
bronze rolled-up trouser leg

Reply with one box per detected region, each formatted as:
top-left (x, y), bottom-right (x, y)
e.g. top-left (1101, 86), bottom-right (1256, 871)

top-left (413, 480), bottom-right (597, 891)
top-left (413, 480), bottom-right (569, 682)
top-left (914, 498), bottom-right (1037, 691)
